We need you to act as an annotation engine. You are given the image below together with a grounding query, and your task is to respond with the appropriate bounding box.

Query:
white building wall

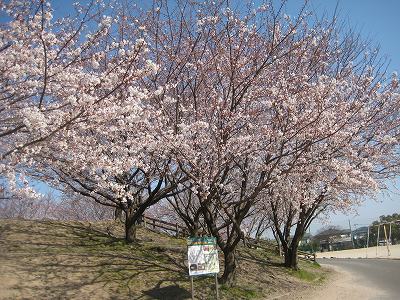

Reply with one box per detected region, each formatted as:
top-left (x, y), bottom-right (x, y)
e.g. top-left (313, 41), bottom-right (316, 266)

top-left (316, 244), bottom-right (400, 259)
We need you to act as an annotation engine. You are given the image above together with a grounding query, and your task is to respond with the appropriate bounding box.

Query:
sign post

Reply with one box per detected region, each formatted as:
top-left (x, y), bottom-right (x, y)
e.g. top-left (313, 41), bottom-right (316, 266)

top-left (187, 237), bottom-right (220, 299)
top-left (215, 273), bottom-right (219, 299)
top-left (190, 276), bottom-right (194, 300)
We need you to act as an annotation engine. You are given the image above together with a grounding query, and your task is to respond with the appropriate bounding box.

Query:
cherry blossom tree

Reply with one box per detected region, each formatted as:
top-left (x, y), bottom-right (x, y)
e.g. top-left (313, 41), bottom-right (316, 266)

top-left (268, 79), bottom-right (400, 268)
top-left (139, 0), bottom-right (317, 284)
top-left (3, 0), bottom-right (400, 287)
top-left (264, 24), bottom-right (400, 269)
top-left (241, 205), bottom-right (273, 243)
top-left (0, 0), bottom-right (152, 197)
top-left (28, 48), bottom-right (183, 242)
top-left (165, 187), bottom-right (207, 236)
top-left (144, 0), bottom-right (400, 283)
top-left (54, 193), bottom-right (115, 221)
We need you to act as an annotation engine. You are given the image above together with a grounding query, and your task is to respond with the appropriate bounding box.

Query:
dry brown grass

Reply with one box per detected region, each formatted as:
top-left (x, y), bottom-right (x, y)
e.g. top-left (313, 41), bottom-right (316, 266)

top-left (0, 219), bottom-right (329, 299)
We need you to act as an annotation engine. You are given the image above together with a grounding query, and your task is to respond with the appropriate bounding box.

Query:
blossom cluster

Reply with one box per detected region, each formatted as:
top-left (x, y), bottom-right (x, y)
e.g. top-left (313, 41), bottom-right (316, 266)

top-left (1, 1), bottom-right (399, 247)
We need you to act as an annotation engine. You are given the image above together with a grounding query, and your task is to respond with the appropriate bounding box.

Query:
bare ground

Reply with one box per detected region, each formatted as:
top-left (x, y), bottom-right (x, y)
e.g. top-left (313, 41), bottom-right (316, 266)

top-left (0, 219), bottom-right (329, 299)
top-left (293, 264), bottom-right (388, 300)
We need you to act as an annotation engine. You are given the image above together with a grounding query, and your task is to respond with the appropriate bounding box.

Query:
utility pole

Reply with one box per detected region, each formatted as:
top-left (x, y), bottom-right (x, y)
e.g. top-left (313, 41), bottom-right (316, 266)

top-left (349, 220), bottom-right (354, 248)
top-left (376, 225), bottom-right (380, 257)
top-left (383, 225), bottom-right (391, 256)
top-left (366, 226), bottom-right (370, 258)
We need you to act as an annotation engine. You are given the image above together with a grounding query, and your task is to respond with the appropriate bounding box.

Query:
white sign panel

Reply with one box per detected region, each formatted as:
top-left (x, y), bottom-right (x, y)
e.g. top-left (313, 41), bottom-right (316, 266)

top-left (187, 237), bottom-right (219, 276)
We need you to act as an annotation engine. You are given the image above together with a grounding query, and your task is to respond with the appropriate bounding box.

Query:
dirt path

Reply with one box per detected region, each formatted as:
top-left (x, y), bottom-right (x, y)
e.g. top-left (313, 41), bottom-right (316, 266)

top-left (296, 264), bottom-right (389, 300)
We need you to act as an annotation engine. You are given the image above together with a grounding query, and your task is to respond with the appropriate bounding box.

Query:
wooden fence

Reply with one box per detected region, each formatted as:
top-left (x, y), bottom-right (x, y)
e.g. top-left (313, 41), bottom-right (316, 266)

top-left (298, 250), bottom-right (316, 262)
top-left (246, 237), bottom-right (316, 262)
top-left (142, 215), bottom-right (188, 237)
top-left (245, 237), bottom-right (276, 252)
top-left (142, 215), bottom-right (316, 262)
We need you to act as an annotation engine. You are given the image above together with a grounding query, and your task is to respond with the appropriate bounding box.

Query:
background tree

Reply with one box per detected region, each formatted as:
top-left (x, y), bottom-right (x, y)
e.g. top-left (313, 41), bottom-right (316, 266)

top-left (166, 187), bottom-right (207, 236)
top-left (4, 0), bottom-right (183, 243)
top-left (0, 0), bottom-right (156, 198)
top-left (264, 11), bottom-right (400, 269)
top-left (369, 213), bottom-right (400, 245)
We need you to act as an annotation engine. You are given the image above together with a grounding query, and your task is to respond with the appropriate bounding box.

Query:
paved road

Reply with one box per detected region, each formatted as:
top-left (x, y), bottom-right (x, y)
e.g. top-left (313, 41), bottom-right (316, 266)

top-left (319, 258), bottom-right (400, 299)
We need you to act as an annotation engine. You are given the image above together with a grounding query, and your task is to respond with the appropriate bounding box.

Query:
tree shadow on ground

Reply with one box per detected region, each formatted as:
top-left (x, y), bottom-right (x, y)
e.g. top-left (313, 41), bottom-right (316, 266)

top-left (142, 283), bottom-right (191, 300)
top-left (1, 219), bottom-right (285, 299)
top-left (238, 249), bottom-right (283, 268)
top-left (0, 219), bottom-right (190, 299)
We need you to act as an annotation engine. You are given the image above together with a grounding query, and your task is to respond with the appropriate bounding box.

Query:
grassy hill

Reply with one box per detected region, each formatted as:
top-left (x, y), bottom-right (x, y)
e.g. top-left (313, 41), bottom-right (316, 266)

top-left (0, 219), bottom-right (328, 299)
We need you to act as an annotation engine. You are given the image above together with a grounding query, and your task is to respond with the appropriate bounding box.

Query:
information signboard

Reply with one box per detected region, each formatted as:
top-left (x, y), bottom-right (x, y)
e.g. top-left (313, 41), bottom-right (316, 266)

top-left (187, 237), bottom-right (219, 276)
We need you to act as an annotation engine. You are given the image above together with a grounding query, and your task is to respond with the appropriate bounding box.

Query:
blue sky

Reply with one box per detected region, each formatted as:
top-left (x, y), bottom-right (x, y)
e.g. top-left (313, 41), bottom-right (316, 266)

top-left (308, 0), bottom-right (399, 72)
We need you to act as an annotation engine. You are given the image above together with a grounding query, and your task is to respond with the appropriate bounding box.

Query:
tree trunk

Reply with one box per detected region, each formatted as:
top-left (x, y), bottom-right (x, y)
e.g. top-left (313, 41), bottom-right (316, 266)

top-left (189, 227), bottom-right (199, 237)
top-left (284, 246), bottom-right (299, 269)
top-left (271, 227), bottom-right (282, 256)
top-left (114, 207), bottom-right (123, 221)
top-left (219, 249), bottom-right (237, 286)
top-left (125, 212), bottom-right (137, 243)
top-left (188, 222), bottom-right (204, 237)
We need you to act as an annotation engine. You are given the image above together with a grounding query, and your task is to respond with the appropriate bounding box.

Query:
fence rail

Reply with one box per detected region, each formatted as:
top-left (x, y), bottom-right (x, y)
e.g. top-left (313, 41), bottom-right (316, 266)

top-left (245, 237), bottom-right (276, 252)
top-left (142, 215), bottom-right (188, 237)
top-left (298, 250), bottom-right (316, 262)
top-left (246, 237), bottom-right (316, 262)
top-left (141, 215), bottom-right (316, 262)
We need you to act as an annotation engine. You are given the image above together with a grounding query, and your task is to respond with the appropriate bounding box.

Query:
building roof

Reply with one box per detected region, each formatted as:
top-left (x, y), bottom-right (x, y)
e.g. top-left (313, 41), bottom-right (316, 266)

top-left (313, 228), bottom-right (350, 241)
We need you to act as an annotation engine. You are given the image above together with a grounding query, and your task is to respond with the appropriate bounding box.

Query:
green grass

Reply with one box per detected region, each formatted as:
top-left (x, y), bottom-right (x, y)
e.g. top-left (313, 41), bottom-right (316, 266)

top-left (288, 268), bottom-right (320, 282)
top-left (309, 261), bottom-right (321, 269)
top-left (220, 285), bottom-right (261, 299)
top-left (295, 261), bottom-right (327, 284)
top-left (0, 219), bottom-right (331, 299)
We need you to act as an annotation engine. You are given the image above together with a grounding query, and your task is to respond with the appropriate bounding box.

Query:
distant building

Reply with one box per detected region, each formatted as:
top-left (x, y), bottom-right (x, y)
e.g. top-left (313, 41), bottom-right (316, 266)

top-left (378, 240), bottom-right (392, 246)
top-left (313, 228), bottom-right (353, 251)
top-left (299, 232), bottom-right (312, 245)
top-left (352, 226), bottom-right (368, 239)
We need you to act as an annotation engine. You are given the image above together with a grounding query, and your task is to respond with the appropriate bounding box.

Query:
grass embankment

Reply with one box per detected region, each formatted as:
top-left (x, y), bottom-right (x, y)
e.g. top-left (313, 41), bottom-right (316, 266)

top-left (0, 219), bottom-right (329, 299)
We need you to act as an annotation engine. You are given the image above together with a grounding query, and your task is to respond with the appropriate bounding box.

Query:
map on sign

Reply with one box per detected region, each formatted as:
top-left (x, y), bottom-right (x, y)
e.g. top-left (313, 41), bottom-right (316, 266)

top-left (187, 237), bottom-right (220, 276)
